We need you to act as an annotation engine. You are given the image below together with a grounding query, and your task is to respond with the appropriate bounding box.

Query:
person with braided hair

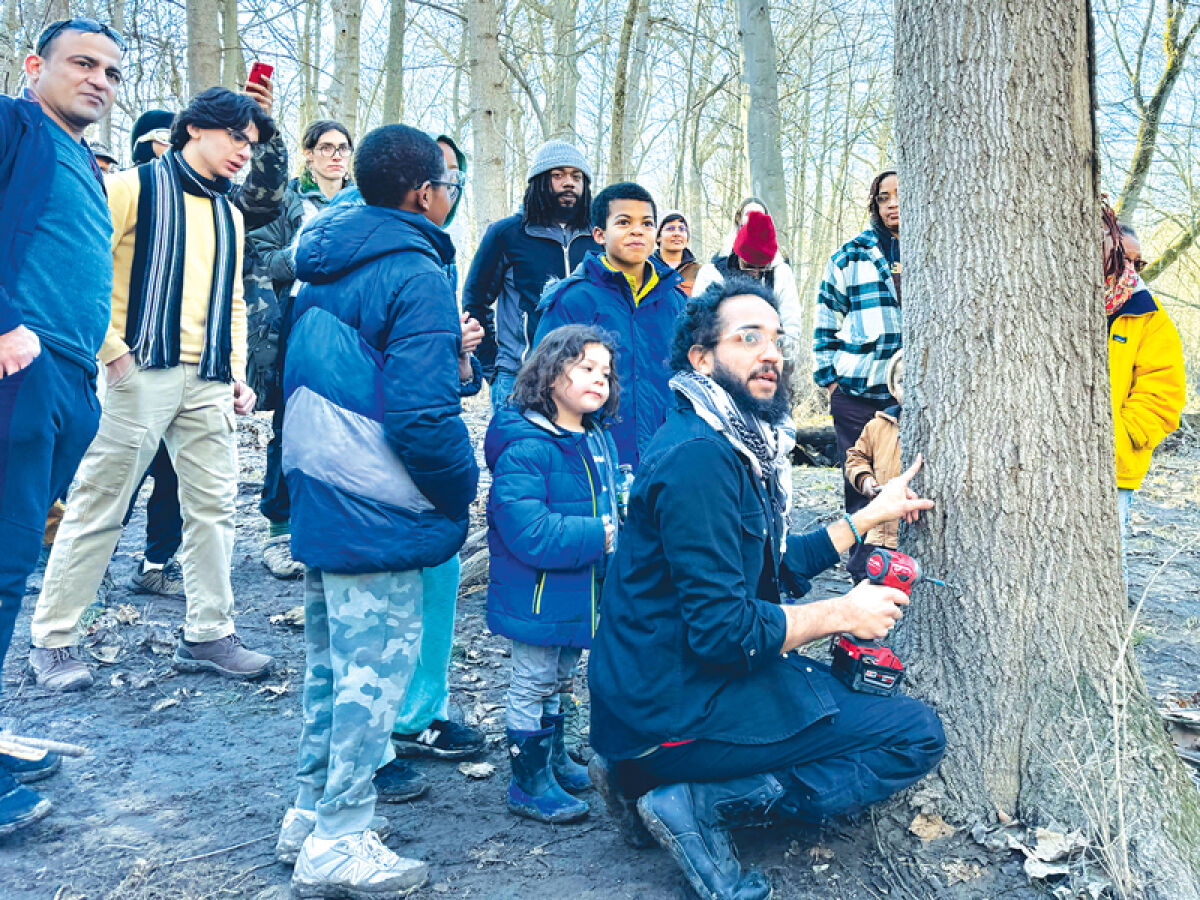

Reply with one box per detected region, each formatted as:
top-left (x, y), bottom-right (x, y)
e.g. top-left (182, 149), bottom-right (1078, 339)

top-left (1103, 207), bottom-right (1185, 586)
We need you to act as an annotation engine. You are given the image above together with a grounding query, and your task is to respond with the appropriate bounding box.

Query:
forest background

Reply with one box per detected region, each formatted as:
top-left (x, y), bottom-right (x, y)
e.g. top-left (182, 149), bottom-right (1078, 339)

top-left (4, 0), bottom-right (1200, 405)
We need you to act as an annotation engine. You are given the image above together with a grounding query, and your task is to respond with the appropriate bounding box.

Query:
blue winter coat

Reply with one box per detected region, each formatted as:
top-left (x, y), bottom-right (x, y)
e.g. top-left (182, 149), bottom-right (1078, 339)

top-left (283, 204), bottom-right (479, 574)
top-left (484, 408), bottom-right (619, 649)
top-left (534, 253), bottom-right (685, 470)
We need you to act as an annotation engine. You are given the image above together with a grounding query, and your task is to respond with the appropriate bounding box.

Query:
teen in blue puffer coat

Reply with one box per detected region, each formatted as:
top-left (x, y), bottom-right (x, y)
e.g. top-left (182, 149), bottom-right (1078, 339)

top-left (484, 325), bottom-right (620, 826)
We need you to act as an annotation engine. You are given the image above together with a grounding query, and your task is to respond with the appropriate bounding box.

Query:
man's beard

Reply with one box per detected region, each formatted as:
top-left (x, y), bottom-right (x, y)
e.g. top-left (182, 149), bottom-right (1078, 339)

top-left (553, 189), bottom-right (579, 220)
top-left (711, 359), bottom-right (791, 424)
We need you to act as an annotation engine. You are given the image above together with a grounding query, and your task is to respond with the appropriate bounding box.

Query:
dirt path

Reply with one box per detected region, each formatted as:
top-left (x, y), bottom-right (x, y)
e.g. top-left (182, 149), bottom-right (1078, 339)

top-left (2, 396), bottom-right (1197, 899)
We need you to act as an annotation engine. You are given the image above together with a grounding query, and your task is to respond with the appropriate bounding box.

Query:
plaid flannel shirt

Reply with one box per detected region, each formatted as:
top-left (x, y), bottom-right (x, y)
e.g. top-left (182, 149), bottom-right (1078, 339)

top-left (813, 228), bottom-right (902, 401)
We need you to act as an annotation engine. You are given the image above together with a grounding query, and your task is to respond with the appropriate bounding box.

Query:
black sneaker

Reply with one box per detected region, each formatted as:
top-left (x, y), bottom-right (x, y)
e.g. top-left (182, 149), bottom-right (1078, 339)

top-left (392, 719), bottom-right (485, 760)
top-left (373, 760), bottom-right (430, 803)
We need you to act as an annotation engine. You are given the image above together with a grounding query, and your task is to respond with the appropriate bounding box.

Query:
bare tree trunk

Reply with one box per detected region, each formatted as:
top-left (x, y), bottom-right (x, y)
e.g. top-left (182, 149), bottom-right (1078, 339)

top-left (895, 1), bottom-right (1200, 895)
top-left (0, 0), bottom-right (22, 95)
top-left (465, 0), bottom-right (508, 235)
top-left (546, 0), bottom-right (579, 140)
top-left (330, 0), bottom-right (362, 134)
top-left (186, 0), bottom-right (222, 96)
top-left (299, 0), bottom-right (323, 127)
top-left (221, 0), bottom-right (247, 91)
top-left (382, 0), bottom-right (406, 124)
top-left (738, 0), bottom-right (789, 253)
top-left (608, 0), bottom-right (641, 183)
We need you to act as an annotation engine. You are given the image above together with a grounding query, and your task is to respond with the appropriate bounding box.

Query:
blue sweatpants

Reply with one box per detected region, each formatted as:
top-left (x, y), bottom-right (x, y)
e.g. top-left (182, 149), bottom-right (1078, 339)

top-left (0, 349), bottom-right (100, 675)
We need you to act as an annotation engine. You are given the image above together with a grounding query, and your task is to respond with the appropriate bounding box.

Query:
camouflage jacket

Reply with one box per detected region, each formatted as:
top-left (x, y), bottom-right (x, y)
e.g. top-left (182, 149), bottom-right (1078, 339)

top-left (232, 133), bottom-right (287, 231)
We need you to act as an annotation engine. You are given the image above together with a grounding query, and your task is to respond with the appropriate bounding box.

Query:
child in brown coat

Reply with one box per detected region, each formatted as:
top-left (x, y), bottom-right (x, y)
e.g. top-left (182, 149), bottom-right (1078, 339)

top-left (843, 351), bottom-right (903, 582)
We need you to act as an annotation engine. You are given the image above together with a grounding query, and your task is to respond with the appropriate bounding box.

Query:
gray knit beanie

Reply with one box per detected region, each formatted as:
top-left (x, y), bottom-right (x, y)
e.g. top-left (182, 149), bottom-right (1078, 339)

top-left (527, 140), bottom-right (592, 182)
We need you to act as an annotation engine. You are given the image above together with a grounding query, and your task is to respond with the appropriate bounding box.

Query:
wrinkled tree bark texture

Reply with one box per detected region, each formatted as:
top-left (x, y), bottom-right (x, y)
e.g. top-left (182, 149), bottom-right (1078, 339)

top-left (737, 0), bottom-right (789, 253)
top-left (186, 0), bottom-right (221, 96)
top-left (894, 1), bottom-right (1200, 895)
top-left (466, 0), bottom-right (508, 232)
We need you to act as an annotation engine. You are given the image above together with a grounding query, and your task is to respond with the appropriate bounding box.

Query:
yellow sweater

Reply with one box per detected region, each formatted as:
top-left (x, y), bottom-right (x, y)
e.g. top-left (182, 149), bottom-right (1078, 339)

top-left (101, 168), bottom-right (248, 383)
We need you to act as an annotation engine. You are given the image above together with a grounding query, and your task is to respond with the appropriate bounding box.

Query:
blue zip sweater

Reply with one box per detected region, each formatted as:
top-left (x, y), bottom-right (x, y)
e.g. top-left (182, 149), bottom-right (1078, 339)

top-left (484, 408), bottom-right (619, 649)
top-left (534, 252), bottom-right (685, 469)
top-left (283, 203), bottom-right (479, 574)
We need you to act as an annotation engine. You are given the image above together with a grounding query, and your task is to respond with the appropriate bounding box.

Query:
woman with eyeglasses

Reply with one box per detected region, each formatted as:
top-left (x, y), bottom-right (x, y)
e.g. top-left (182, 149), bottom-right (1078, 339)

top-left (244, 120), bottom-right (354, 580)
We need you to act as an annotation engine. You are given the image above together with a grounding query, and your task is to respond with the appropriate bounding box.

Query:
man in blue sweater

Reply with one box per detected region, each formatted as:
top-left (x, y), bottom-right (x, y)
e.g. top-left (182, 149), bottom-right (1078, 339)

top-left (0, 18), bottom-right (125, 836)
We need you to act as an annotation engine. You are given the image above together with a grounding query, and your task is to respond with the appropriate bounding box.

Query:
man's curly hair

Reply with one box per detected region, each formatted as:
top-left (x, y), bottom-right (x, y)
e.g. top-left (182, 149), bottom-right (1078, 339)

top-left (668, 276), bottom-right (778, 372)
top-left (510, 324), bottom-right (621, 426)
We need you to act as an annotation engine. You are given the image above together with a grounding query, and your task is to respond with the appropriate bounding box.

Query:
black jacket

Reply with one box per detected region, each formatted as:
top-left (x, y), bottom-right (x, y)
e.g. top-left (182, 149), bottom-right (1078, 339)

top-left (462, 214), bottom-right (600, 378)
top-left (588, 396), bottom-right (842, 760)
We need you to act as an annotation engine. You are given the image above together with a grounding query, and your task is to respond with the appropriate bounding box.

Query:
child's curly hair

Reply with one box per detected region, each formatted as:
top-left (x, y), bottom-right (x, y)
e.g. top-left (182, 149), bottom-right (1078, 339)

top-left (510, 325), bottom-right (621, 426)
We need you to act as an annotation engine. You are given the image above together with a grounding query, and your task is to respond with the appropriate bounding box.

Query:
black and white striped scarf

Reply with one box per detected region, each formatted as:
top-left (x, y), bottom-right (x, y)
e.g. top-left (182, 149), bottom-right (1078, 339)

top-left (124, 151), bottom-right (237, 382)
top-left (670, 370), bottom-right (795, 522)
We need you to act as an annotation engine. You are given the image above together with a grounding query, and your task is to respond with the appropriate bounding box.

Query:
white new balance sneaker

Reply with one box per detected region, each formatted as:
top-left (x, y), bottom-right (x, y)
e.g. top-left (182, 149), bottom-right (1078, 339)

top-left (291, 830), bottom-right (427, 897)
top-left (275, 808), bottom-right (392, 865)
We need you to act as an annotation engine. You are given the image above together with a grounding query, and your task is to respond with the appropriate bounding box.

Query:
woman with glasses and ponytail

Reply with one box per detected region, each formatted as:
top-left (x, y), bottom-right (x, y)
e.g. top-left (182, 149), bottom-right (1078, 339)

top-left (244, 120), bottom-right (354, 579)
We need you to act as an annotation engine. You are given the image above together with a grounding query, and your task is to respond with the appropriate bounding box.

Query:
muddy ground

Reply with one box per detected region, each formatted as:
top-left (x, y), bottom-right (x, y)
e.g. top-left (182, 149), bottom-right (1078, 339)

top-left (1, 391), bottom-right (1198, 900)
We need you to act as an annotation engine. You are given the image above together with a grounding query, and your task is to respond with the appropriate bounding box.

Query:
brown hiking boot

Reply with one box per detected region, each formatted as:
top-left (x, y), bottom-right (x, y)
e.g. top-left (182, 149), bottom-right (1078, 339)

top-left (28, 647), bottom-right (93, 692)
top-left (172, 634), bottom-right (272, 679)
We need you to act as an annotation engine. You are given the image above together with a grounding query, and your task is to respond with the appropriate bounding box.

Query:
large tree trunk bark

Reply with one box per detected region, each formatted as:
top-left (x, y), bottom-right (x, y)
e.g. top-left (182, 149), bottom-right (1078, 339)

top-left (895, 1), bottom-right (1200, 895)
top-left (546, 0), bottom-right (579, 140)
top-left (608, 0), bottom-right (641, 183)
top-left (737, 0), bottom-right (790, 253)
top-left (382, 0), bottom-right (406, 124)
top-left (299, 0), bottom-right (323, 128)
top-left (465, 0), bottom-right (508, 235)
top-left (221, 0), bottom-right (247, 91)
top-left (186, 0), bottom-right (222, 96)
top-left (330, 0), bottom-right (362, 134)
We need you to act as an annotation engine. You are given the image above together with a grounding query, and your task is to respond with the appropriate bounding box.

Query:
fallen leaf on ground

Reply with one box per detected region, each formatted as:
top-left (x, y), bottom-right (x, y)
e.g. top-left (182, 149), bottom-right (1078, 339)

top-left (808, 845), bottom-right (834, 861)
top-left (909, 813), bottom-right (955, 842)
top-left (87, 640), bottom-right (122, 665)
top-left (1032, 827), bottom-right (1088, 862)
top-left (269, 606), bottom-right (305, 628)
top-left (941, 860), bottom-right (982, 885)
top-left (139, 624), bottom-right (176, 656)
top-left (458, 761), bottom-right (495, 779)
top-left (256, 683), bottom-right (289, 698)
top-left (1025, 857), bottom-right (1070, 880)
top-left (113, 604), bottom-right (141, 625)
top-left (151, 696), bottom-right (178, 712)
top-left (109, 673), bottom-right (126, 687)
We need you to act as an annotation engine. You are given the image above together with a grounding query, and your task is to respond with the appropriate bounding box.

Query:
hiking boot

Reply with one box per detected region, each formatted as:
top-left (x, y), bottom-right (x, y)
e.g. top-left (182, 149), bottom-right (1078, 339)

top-left (29, 646), bottom-right (93, 692)
top-left (0, 770), bottom-right (52, 838)
top-left (263, 534), bottom-right (304, 579)
top-left (392, 718), bottom-right (484, 760)
top-left (173, 634), bottom-right (272, 680)
top-left (0, 750), bottom-right (61, 785)
top-left (373, 760), bottom-right (430, 803)
top-left (291, 830), bottom-right (428, 898)
top-left (543, 713), bottom-right (591, 794)
top-left (130, 559), bottom-right (185, 599)
top-left (589, 754), bottom-right (654, 848)
top-left (275, 808), bottom-right (391, 865)
top-left (507, 727), bottom-right (588, 824)
top-left (637, 776), bottom-right (783, 900)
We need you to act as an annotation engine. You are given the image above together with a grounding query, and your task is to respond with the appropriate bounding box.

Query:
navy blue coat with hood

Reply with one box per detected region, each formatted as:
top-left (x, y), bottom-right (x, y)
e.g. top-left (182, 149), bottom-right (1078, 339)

top-left (283, 203), bottom-right (479, 574)
top-left (534, 253), bottom-right (685, 469)
top-left (484, 407), bottom-right (619, 649)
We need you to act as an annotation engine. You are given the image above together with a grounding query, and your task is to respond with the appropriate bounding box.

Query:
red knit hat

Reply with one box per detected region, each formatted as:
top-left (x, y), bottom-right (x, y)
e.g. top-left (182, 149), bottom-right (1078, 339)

top-left (732, 211), bottom-right (777, 267)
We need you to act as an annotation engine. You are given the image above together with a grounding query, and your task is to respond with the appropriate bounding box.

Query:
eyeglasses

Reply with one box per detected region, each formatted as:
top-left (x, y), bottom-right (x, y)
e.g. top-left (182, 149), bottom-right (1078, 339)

top-left (315, 142), bottom-right (351, 159)
top-left (36, 18), bottom-right (127, 56)
top-left (225, 128), bottom-right (256, 149)
top-left (135, 128), bottom-right (171, 146)
top-left (660, 224), bottom-right (688, 235)
top-left (737, 259), bottom-right (771, 278)
top-left (719, 328), bottom-right (799, 360)
top-left (430, 170), bottom-right (468, 203)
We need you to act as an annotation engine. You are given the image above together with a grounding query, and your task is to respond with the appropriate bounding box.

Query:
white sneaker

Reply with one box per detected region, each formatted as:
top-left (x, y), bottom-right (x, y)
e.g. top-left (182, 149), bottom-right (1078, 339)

top-left (292, 830), bottom-right (427, 897)
top-left (276, 808), bottom-right (392, 865)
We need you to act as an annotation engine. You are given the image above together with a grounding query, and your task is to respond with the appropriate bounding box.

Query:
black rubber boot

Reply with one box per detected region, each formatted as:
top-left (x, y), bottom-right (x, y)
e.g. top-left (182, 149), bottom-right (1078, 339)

top-left (637, 775), bottom-right (784, 900)
top-left (589, 754), bottom-right (654, 848)
top-left (542, 713), bottom-right (591, 794)
top-left (507, 727), bottom-right (589, 824)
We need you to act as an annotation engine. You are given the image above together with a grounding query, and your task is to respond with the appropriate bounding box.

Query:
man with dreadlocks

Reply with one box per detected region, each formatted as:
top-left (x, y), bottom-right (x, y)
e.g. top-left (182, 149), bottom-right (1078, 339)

top-left (464, 141), bottom-right (601, 414)
top-left (814, 169), bottom-right (903, 516)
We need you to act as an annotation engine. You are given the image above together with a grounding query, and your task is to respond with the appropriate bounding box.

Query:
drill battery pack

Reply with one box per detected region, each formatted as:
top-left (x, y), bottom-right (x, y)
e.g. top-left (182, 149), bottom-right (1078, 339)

top-left (830, 636), bottom-right (905, 696)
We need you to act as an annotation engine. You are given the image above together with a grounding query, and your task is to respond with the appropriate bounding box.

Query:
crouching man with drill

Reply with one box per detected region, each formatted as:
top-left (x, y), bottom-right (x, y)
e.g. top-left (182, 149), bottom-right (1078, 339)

top-left (587, 277), bottom-right (945, 900)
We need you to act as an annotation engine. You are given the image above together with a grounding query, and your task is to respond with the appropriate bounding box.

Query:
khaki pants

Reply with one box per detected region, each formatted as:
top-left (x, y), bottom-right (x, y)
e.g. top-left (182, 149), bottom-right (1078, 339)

top-left (32, 365), bottom-right (238, 648)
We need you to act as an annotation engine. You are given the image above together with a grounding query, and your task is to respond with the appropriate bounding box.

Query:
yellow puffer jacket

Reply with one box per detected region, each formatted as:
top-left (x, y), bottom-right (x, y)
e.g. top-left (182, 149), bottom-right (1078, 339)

top-left (1108, 289), bottom-right (1186, 489)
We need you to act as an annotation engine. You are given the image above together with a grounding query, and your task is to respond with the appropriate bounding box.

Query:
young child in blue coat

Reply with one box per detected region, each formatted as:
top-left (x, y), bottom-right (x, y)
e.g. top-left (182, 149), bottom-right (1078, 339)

top-left (484, 324), bottom-right (621, 824)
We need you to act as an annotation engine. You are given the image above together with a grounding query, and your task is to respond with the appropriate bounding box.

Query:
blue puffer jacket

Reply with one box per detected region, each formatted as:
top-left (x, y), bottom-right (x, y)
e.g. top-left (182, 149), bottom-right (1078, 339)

top-left (535, 253), bottom-right (685, 470)
top-left (484, 408), bottom-right (619, 649)
top-left (283, 204), bottom-right (479, 574)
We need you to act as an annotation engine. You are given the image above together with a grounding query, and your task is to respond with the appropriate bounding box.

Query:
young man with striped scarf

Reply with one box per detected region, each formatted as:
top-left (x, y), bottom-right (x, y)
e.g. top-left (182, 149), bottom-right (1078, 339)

top-left (29, 87), bottom-right (276, 690)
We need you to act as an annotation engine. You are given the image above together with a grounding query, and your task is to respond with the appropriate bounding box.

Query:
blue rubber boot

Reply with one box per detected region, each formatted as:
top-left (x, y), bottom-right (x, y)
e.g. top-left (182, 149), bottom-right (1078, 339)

top-left (0, 750), bottom-right (61, 784)
top-left (542, 713), bottom-right (591, 795)
top-left (0, 768), bottom-right (52, 838)
top-left (506, 727), bottom-right (588, 824)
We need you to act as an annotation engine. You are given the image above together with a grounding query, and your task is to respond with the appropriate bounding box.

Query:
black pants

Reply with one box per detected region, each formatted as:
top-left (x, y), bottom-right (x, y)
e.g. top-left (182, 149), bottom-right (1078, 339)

top-left (830, 386), bottom-right (891, 514)
top-left (123, 443), bottom-right (182, 565)
top-left (627, 660), bottom-right (945, 824)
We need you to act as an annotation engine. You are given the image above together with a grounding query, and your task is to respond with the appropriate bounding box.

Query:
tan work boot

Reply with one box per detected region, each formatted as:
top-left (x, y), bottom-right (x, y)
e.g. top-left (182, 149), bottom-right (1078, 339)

top-left (262, 535), bottom-right (304, 579)
top-left (28, 647), bottom-right (93, 692)
top-left (173, 634), bottom-right (272, 679)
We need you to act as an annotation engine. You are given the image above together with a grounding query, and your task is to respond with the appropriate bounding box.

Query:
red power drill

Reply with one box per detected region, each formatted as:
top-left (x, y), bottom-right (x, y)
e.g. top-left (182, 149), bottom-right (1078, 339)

top-left (830, 548), bottom-right (946, 696)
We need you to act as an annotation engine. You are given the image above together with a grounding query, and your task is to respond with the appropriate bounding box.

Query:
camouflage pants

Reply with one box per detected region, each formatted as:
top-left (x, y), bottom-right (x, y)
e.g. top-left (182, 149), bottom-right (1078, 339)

top-left (295, 566), bottom-right (423, 838)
